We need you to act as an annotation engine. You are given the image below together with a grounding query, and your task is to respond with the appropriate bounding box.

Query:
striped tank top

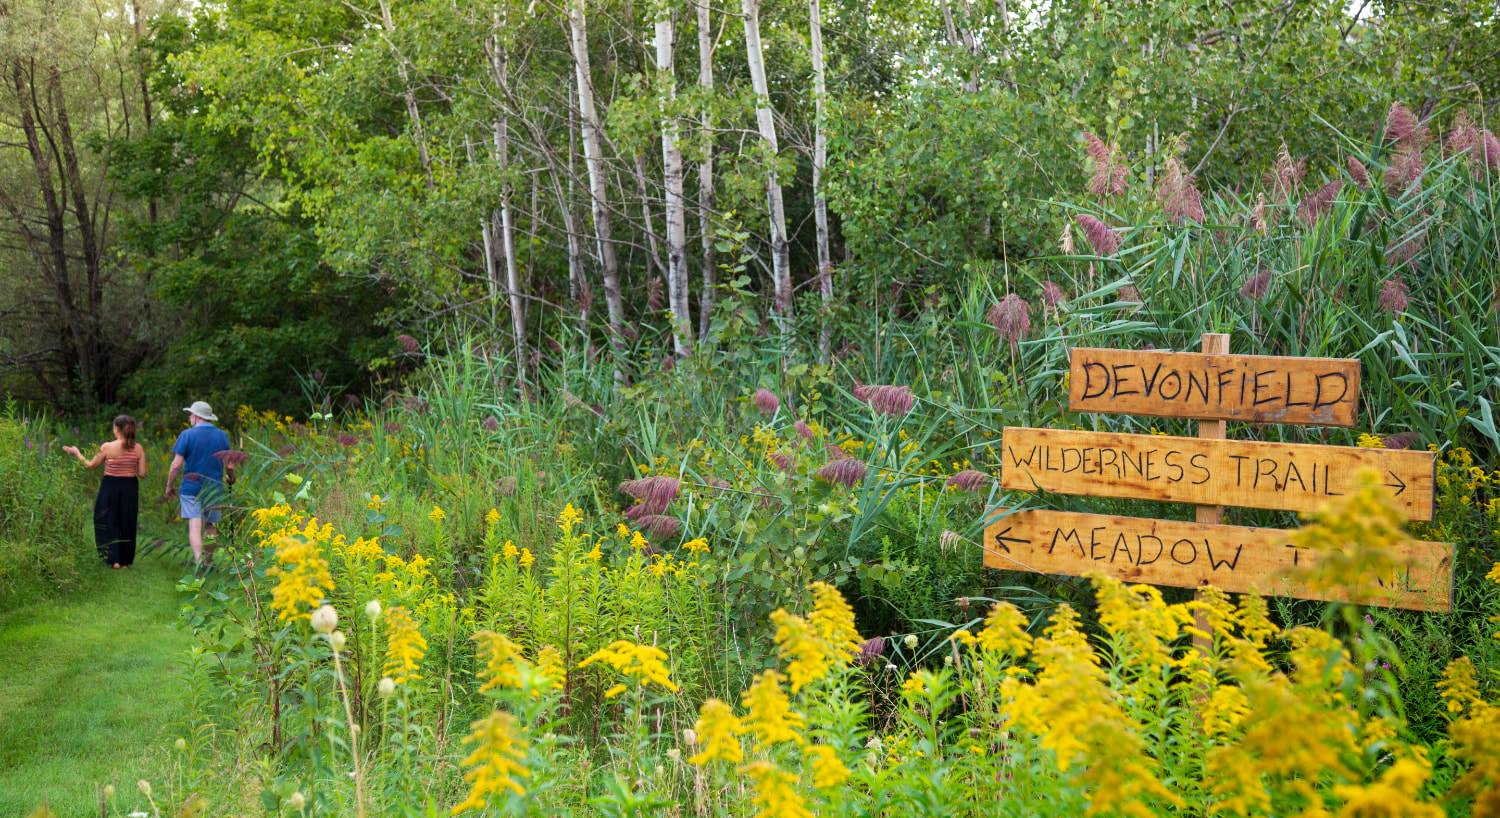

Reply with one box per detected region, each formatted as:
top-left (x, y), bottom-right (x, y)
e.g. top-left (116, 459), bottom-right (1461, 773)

top-left (104, 446), bottom-right (142, 477)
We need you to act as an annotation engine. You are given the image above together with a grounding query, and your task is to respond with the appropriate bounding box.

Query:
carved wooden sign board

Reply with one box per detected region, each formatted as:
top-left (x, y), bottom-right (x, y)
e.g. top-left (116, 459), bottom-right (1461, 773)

top-left (984, 340), bottom-right (1453, 612)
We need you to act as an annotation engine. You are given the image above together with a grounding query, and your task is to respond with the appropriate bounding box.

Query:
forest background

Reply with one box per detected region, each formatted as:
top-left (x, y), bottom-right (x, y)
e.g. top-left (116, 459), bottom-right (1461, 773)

top-left (2, 0), bottom-right (1496, 415)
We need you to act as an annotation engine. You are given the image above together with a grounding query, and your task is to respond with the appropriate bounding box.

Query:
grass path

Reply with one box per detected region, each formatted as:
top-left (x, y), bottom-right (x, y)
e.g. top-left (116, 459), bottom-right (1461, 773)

top-left (0, 548), bottom-right (194, 816)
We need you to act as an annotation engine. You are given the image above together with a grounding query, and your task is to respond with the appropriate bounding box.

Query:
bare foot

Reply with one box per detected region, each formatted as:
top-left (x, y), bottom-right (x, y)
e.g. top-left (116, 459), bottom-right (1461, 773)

top-left (112, 563), bottom-right (122, 570)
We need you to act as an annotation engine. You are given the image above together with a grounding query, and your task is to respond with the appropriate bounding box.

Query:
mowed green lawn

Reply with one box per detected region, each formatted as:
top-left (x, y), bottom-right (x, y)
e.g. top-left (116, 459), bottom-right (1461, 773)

top-left (0, 550), bottom-right (193, 815)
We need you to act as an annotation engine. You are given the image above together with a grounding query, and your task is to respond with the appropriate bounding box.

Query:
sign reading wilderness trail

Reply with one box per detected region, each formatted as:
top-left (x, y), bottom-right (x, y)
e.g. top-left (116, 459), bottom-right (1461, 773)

top-left (999, 426), bottom-right (1437, 521)
top-left (982, 508), bottom-right (1452, 612)
top-left (1068, 347), bottom-right (1361, 426)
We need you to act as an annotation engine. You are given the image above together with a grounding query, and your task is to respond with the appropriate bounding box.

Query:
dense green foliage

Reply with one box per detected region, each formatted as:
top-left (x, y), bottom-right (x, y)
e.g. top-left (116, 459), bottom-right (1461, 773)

top-left (0, 411), bottom-right (91, 610)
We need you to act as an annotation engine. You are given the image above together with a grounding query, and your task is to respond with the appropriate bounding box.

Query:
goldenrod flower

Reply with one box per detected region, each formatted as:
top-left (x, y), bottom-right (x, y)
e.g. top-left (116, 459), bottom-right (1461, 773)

top-left (265, 532), bottom-right (335, 622)
top-left (452, 710), bottom-right (530, 813)
top-left (558, 503), bottom-right (582, 534)
top-left (689, 699), bottom-right (745, 765)
top-left (808, 582), bottom-right (862, 658)
top-left (975, 601), bottom-right (1033, 658)
top-left (502, 540), bottom-right (519, 560)
top-left (578, 640), bottom-right (679, 694)
top-left (1203, 684), bottom-right (1250, 736)
top-left (1438, 657), bottom-right (1481, 715)
top-left (806, 745), bottom-right (850, 789)
top-left (534, 646), bottom-right (566, 693)
top-left (616, 522), bottom-right (630, 539)
top-left (1330, 756), bottom-right (1443, 818)
top-left (474, 630), bottom-right (526, 692)
top-left (742, 761), bottom-right (812, 818)
top-left (629, 531), bottom-right (648, 552)
top-left (485, 507), bottom-right (500, 526)
top-left (366, 494), bottom-right (384, 511)
top-left (383, 606), bottom-right (428, 684)
top-left (519, 548), bottom-right (535, 569)
top-left (741, 670), bottom-right (805, 748)
top-left (771, 610), bottom-right (833, 692)
top-left (682, 537), bottom-right (710, 555)
top-left (900, 671), bottom-right (927, 697)
top-left (428, 505), bottom-right (446, 525)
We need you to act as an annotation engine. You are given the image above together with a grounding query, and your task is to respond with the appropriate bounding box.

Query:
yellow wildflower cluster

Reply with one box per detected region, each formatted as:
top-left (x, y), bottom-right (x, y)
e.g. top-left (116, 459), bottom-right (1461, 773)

top-left (742, 761), bottom-right (813, 818)
top-left (951, 600), bottom-right (1033, 657)
top-left (770, 582), bottom-right (864, 692)
top-left (578, 640), bottom-right (679, 697)
top-left (689, 698), bottom-right (745, 765)
top-left (741, 670), bottom-right (806, 748)
top-left (805, 744), bottom-right (850, 789)
top-left (1291, 469), bottom-right (1420, 605)
top-left (474, 630), bottom-right (526, 692)
top-left (264, 527), bottom-right (335, 622)
top-left (451, 710), bottom-right (530, 813)
top-left (383, 605), bottom-right (428, 685)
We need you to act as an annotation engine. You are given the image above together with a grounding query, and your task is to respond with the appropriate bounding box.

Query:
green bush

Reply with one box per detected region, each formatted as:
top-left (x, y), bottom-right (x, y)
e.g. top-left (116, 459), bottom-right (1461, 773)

top-left (0, 410), bottom-right (91, 611)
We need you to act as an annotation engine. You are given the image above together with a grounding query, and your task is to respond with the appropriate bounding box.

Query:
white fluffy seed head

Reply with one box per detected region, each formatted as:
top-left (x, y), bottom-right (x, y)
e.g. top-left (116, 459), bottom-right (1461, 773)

top-left (378, 677), bottom-right (396, 697)
top-left (329, 630), bottom-right (347, 651)
top-left (311, 605), bottom-right (338, 634)
top-left (365, 599), bottom-right (382, 621)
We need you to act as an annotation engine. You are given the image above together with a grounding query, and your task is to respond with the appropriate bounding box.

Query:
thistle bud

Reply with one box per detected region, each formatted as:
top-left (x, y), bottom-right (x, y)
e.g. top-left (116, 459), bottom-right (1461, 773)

top-left (311, 605), bottom-right (338, 634)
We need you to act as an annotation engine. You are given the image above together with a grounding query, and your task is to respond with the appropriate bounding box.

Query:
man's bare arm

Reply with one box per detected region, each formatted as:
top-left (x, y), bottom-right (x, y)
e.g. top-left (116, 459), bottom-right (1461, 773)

top-left (164, 453), bottom-right (185, 498)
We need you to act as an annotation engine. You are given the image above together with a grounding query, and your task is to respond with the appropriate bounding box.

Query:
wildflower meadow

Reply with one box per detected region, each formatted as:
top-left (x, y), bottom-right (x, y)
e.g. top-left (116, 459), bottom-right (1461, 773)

top-left (3, 0), bottom-right (1500, 816)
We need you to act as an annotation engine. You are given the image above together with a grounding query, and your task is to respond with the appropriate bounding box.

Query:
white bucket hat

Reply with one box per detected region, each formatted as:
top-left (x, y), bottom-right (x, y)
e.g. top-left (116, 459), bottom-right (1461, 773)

top-left (184, 400), bottom-right (218, 422)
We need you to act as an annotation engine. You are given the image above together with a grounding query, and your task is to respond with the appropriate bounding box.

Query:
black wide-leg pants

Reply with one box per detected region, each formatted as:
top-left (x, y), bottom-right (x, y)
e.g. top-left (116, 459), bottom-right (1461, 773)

top-left (94, 475), bottom-right (139, 566)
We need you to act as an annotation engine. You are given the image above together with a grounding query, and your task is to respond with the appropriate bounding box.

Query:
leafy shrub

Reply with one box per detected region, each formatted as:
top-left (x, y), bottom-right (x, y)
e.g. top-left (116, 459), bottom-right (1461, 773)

top-left (0, 410), bottom-right (89, 611)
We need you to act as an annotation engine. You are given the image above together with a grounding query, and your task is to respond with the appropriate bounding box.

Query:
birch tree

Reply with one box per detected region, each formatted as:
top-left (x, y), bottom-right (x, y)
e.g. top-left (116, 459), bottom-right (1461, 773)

top-left (809, 0), bottom-right (833, 358)
top-left (487, 7), bottom-right (527, 383)
top-left (695, 0), bottom-right (716, 338)
top-left (567, 0), bottom-right (626, 342)
top-left (655, 6), bottom-right (692, 354)
top-left (741, 0), bottom-right (792, 322)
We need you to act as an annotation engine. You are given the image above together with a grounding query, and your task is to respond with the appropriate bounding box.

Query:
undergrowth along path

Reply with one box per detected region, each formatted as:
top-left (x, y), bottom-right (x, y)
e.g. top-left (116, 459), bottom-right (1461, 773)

top-left (0, 549), bottom-right (193, 816)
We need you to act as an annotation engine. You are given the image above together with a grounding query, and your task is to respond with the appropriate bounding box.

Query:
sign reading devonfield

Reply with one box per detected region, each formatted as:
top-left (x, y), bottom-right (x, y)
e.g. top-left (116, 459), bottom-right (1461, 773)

top-left (1068, 347), bottom-right (1362, 426)
top-left (984, 339), bottom-right (1454, 612)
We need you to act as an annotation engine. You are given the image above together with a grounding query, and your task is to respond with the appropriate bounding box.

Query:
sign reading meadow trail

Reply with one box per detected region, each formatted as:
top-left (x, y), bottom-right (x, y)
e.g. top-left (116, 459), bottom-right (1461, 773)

top-left (982, 509), bottom-right (1452, 612)
top-left (983, 338), bottom-right (1454, 612)
top-left (998, 427), bottom-right (1436, 520)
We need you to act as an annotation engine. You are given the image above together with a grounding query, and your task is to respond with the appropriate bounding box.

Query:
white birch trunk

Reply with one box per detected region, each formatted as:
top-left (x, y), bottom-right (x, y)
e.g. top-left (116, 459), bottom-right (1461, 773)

top-left (568, 0), bottom-right (626, 342)
top-left (809, 0), bottom-right (833, 359)
top-left (741, 0), bottom-right (792, 321)
top-left (655, 12), bottom-right (692, 355)
top-left (695, 0), bottom-right (716, 339)
top-left (489, 11), bottom-right (527, 384)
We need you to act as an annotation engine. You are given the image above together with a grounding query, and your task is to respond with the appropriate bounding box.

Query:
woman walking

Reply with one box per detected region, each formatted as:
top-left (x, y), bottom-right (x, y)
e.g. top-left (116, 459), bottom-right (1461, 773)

top-left (62, 416), bottom-right (146, 569)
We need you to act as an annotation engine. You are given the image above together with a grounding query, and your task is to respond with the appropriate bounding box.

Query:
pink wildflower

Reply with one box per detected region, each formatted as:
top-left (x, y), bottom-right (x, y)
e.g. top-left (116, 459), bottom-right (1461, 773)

top-left (753, 388), bottom-right (780, 415)
top-left (1075, 214), bottom-right (1121, 256)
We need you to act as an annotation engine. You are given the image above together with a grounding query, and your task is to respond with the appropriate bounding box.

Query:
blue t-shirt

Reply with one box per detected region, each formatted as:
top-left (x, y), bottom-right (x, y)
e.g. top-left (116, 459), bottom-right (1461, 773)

top-left (173, 423), bottom-right (231, 497)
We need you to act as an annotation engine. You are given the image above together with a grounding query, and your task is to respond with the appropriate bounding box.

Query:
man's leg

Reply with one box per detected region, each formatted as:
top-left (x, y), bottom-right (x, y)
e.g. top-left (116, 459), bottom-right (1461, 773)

top-left (188, 517), bottom-right (204, 564)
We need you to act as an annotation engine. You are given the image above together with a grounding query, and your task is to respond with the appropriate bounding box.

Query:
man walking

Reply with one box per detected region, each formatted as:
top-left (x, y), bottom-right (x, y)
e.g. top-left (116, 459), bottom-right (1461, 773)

top-left (164, 401), bottom-right (232, 567)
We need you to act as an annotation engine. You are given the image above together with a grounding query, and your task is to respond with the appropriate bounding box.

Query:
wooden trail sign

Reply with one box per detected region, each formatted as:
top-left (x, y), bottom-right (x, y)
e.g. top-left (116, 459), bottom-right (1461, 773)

top-left (999, 426), bottom-right (1437, 521)
top-left (981, 332), bottom-right (1454, 613)
top-left (1068, 347), bottom-right (1361, 427)
top-left (982, 508), bottom-right (1453, 612)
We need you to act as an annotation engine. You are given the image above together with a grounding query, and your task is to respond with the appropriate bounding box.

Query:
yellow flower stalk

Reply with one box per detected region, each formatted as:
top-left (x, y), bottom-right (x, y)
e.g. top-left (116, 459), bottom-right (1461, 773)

top-left (383, 606), bottom-right (428, 685)
top-left (742, 761), bottom-right (813, 818)
top-left (473, 630), bottom-right (526, 692)
top-left (558, 503), bottom-right (582, 534)
top-left (682, 537), bottom-right (710, 555)
top-left (534, 646), bottom-right (566, 693)
top-left (452, 710), bottom-right (530, 813)
top-left (502, 540), bottom-right (519, 560)
top-left (519, 548), bottom-right (535, 569)
top-left (428, 505), bottom-right (446, 524)
top-left (975, 601), bottom-right (1033, 658)
top-left (741, 670), bottom-right (805, 748)
top-left (689, 699), bottom-right (745, 765)
top-left (771, 610), bottom-right (833, 692)
top-left (807, 745), bottom-right (850, 789)
top-left (1330, 756), bottom-right (1443, 818)
top-left (1438, 657), bottom-right (1481, 715)
top-left (265, 532), bottom-right (335, 622)
top-left (808, 581), bottom-right (862, 658)
top-left (578, 640), bottom-right (679, 694)
top-left (1202, 684), bottom-right (1250, 736)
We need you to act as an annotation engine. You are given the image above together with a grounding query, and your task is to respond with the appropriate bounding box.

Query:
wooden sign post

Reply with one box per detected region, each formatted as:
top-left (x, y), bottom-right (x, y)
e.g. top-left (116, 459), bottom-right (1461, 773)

top-left (985, 334), bottom-right (1453, 612)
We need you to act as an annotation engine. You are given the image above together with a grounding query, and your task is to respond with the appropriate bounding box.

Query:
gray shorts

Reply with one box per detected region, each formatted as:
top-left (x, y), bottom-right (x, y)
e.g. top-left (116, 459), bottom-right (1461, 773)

top-left (179, 493), bottom-right (222, 524)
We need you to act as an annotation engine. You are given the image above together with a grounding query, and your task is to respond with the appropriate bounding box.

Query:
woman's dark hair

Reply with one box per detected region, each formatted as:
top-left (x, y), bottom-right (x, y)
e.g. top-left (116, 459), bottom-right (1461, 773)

top-left (114, 415), bottom-right (137, 450)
